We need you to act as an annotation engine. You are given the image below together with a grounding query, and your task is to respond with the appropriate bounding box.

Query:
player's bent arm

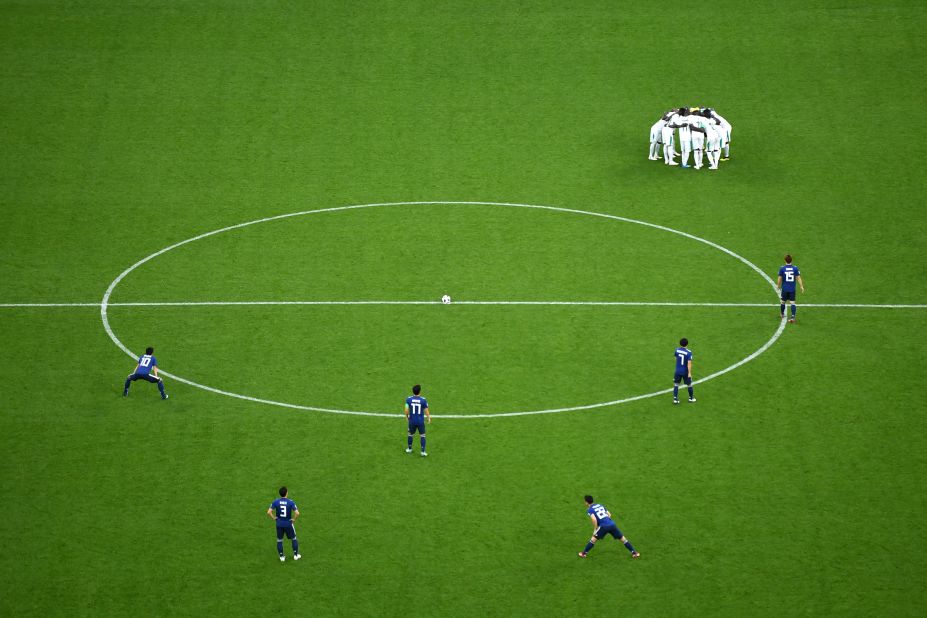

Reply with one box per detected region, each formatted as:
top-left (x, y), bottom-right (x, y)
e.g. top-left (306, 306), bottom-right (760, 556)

top-left (425, 407), bottom-right (431, 423)
top-left (266, 508), bottom-right (276, 520)
top-left (292, 509), bottom-right (300, 521)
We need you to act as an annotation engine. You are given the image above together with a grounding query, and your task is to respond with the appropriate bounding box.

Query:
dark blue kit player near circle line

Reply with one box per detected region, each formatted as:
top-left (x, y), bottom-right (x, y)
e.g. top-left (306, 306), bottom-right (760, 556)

top-left (267, 486), bottom-right (301, 562)
top-left (673, 338), bottom-right (695, 404)
top-left (123, 346), bottom-right (168, 399)
top-left (578, 496), bottom-right (640, 559)
top-left (777, 254), bottom-right (805, 323)
top-left (405, 384), bottom-right (431, 457)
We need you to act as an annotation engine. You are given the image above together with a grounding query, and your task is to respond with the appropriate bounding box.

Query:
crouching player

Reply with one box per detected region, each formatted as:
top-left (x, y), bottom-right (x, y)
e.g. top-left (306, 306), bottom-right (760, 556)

top-left (578, 495), bottom-right (640, 559)
top-left (123, 346), bottom-right (168, 399)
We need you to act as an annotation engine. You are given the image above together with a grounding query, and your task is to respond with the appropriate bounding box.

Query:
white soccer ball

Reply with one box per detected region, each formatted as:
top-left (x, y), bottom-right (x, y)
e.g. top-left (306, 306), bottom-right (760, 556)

top-left (441, 294), bottom-right (452, 304)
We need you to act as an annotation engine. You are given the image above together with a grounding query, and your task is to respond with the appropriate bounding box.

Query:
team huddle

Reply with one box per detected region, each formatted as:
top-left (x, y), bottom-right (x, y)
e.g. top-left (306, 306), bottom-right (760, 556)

top-left (649, 107), bottom-right (732, 170)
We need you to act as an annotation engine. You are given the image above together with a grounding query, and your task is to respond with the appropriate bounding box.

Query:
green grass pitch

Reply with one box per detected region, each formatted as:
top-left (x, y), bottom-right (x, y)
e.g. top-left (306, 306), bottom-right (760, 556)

top-left (2, 1), bottom-right (926, 615)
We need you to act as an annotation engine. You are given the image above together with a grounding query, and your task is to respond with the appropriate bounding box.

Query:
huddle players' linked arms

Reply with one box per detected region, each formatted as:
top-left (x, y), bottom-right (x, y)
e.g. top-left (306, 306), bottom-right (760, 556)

top-left (123, 346), bottom-right (168, 399)
top-left (673, 338), bottom-right (696, 404)
top-left (267, 486), bottom-right (301, 562)
top-left (650, 106), bottom-right (732, 170)
top-left (578, 496), bottom-right (640, 559)
top-left (777, 254), bottom-right (805, 323)
top-left (404, 384), bottom-right (431, 457)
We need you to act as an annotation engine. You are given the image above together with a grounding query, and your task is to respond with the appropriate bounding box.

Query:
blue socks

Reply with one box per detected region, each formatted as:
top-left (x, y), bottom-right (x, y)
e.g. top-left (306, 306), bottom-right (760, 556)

top-left (791, 304), bottom-right (797, 318)
top-left (407, 435), bottom-right (413, 449)
top-left (624, 540), bottom-right (636, 553)
top-left (583, 541), bottom-right (595, 554)
top-left (123, 378), bottom-right (131, 395)
top-left (292, 539), bottom-right (299, 555)
top-left (158, 381), bottom-right (166, 398)
top-left (780, 303), bottom-right (786, 316)
top-left (687, 386), bottom-right (694, 399)
top-left (420, 436), bottom-right (426, 452)
top-left (276, 540), bottom-right (284, 556)
top-left (673, 385), bottom-right (679, 400)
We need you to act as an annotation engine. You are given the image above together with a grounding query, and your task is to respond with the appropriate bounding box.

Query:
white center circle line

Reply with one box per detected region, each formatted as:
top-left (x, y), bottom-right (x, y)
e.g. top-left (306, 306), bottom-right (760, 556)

top-left (100, 201), bottom-right (786, 418)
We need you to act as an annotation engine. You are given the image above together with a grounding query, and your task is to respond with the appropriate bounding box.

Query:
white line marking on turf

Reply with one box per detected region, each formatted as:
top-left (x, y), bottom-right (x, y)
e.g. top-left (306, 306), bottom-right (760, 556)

top-left (3, 300), bottom-right (927, 308)
top-left (92, 201), bottom-right (850, 417)
top-left (3, 301), bottom-right (927, 309)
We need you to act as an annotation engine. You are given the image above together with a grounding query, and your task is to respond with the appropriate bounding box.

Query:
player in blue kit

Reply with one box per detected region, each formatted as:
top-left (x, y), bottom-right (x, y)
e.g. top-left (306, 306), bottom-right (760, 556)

top-left (777, 254), bottom-right (805, 323)
top-left (123, 347), bottom-right (168, 399)
top-left (266, 486), bottom-right (301, 562)
top-left (404, 384), bottom-right (431, 457)
top-left (673, 338), bottom-right (695, 404)
top-left (578, 495), bottom-right (640, 559)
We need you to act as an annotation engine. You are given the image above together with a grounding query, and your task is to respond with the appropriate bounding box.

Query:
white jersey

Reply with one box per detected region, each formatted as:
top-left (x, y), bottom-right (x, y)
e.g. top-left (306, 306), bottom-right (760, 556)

top-left (650, 119), bottom-right (667, 143)
top-left (688, 116), bottom-right (709, 147)
top-left (705, 122), bottom-right (721, 149)
top-left (710, 111), bottom-right (732, 142)
top-left (710, 111), bottom-right (730, 129)
top-left (678, 115), bottom-right (692, 138)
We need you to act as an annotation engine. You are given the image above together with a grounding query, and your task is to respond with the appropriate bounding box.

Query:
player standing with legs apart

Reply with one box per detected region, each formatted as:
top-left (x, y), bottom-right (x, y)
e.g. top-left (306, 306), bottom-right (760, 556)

top-left (777, 254), bottom-right (805, 323)
top-left (578, 496), bottom-right (640, 559)
top-left (673, 338), bottom-right (696, 404)
top-left (267, 486), bottom-right (301, 562)
top-left (688, 110), bottom-right (707, 170)
top-left (405, 384), bottom-right (431, 457)
top-left (123, 346), bottom-right (168, 399)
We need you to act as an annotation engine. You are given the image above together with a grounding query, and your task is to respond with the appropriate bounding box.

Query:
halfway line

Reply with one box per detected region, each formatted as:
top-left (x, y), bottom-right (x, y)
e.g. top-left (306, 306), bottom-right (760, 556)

top-left (1, 300), bottom-right (926, 308)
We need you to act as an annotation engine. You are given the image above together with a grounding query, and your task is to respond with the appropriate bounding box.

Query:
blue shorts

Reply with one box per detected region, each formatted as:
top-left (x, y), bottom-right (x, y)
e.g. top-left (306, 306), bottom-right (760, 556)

top-left (781, 290), bottom-right (796, 302)
top-left (594, 523), bottom-right (624, 540)
top-left (276, 523), bottom-right (296, 540)
top-left (408, 420), bottom-right (426, 435)
top-left (674, 373), bottom-right (692, 385)
top-left (128, 372), bottom-right (160, 384)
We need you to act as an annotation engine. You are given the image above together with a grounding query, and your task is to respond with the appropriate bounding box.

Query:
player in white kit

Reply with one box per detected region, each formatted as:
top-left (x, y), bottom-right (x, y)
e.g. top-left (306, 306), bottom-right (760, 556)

top-left (708, 108), bottom-right (732, 160)
top-left (677, 110), bottom-right (693, 168)
top-left (661, 108), bottom-right (686, 166)
top-left (703, 112), bottom-right (722, 170)
top-left (649, 110), bottom-right (675, 160)
top-left (687, 112), bottom-right (708, 170)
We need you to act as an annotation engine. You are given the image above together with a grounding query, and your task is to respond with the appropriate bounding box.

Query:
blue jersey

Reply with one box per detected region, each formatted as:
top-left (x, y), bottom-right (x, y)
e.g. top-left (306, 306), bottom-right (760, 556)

top-left (674, 347), bottom-right (692, 375)
top-left (270, 498), bottom-right (298, 527)
top-left (406, 396), bottom-right (428, 422)
top-left (778, 264), bottom-right (800, 293)
top-left (587, 503), bottom-right (616, 527)
top-left (136, 354), bottom-right (157, 376)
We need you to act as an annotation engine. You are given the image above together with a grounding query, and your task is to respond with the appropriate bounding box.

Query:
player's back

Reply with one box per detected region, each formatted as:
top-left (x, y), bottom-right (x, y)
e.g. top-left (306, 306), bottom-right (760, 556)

top-left (588, 503), bottom-right (615, 527)
top-left (678, 116), bottom-right (692, 134)
top-left (689, 115), bottom-right (709, 132)
top-left (406, 395), bottom-right (428, 421)
top-left (779, 264), bottom-right (799, 291)
top-left (136, 354), bottom-right (156, 375)
top-left (271, 498), bottom-right (297, 526)
top-left (674, 347), bottom-right (691, 374)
